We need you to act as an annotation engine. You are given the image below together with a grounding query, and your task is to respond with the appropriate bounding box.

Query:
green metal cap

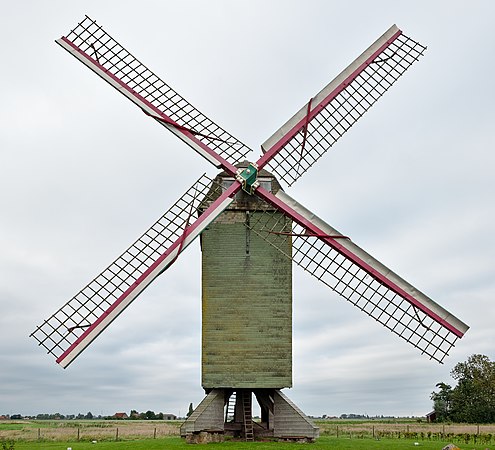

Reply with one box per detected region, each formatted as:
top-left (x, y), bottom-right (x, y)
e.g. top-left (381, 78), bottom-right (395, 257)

top-left (236, 163), bottom-right (259, 195)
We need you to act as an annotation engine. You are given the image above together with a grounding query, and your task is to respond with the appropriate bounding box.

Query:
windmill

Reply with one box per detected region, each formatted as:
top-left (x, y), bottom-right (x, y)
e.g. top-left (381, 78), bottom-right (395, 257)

top-left (31, 17), bottom-right (469, 442)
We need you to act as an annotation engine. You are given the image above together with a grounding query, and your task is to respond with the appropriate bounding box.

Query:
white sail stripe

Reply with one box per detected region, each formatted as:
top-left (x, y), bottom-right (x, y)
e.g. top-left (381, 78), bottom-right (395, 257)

top-left (276, 190), bottom-right (469, 336)
top-left (56, 38), bottom-right (222, 168)
top-left (59, 196), bottom-right (233, 367)
top-left (261, 25), bottom-right (400, 153)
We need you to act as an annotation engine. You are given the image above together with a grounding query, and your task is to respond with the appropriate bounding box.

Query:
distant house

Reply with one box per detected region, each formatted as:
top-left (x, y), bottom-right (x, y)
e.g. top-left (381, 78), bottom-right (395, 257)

top-left (426, 411), bottom-right (437, 423)
top-left (113, 412), bottom-right (128, 419)
top-left (163, 414), bottom-right (177, 420)
top-left (0, 415), bottom-right (8, 420)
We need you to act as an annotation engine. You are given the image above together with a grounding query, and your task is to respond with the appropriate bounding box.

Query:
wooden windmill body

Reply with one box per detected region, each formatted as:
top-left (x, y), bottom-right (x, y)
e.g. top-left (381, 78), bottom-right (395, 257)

top-left (191, 168), bottom-right (310, 441)
top-left (31, 17), bottom-right (469, 443)
top-left (201, 168), bottom-right (291, 390)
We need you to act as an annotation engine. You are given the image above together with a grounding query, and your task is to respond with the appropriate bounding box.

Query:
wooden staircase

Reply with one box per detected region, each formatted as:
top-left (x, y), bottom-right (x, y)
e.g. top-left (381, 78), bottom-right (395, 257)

top-left (225, 391), bottom-right (236, 423)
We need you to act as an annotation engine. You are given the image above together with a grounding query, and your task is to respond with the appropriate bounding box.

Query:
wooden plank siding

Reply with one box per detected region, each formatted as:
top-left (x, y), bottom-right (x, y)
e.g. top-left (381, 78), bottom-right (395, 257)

top-left (201, 183), bottom-right (292, 389)
top-left (180, 389), bottom-right (224, 435)
top-left (273, 390), bottom-right (319, 439)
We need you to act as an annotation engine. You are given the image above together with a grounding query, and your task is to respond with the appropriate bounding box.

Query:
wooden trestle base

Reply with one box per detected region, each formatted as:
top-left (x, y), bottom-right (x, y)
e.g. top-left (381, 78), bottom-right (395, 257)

top-left (180, 388), bottom-right (319, 443)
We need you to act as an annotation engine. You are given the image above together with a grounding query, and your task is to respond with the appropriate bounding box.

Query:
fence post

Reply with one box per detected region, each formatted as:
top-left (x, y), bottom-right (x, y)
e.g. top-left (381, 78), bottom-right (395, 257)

top-left (372, 425), bottom-right (375, 438)
top-left (77, 427), bottom-right (80, 441)
top-left (336, 426), bottom-right (339, 438)
top-left (154, 427), bottom-right (157, 439)
top-left (116, 427), bottom-right (119, 441)
top-left (38, 428), bottom-right (41, 440)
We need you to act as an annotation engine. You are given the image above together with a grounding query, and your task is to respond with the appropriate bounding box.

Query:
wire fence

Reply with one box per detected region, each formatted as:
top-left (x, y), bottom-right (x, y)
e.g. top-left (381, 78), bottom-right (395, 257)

top-left (2, 420), bottom-right (495, 445)
top-left (317, 421), bottom-right (495, 446)
top-left (0, 420), bottom-right (181, 442)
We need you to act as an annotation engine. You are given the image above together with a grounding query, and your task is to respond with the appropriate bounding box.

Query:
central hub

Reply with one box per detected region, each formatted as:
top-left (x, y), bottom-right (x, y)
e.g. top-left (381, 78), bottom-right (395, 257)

top-left (236, 162), bottom-right (259, 195)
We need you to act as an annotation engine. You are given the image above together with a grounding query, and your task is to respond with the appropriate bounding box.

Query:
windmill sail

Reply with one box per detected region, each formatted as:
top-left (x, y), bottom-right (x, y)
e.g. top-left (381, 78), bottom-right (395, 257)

top-left (251, 188), bottom-right (469, 363)
top-left (56, 16), bottom-right (250, 171)
top-left (258, 25), bottom-right (427, 187)
top-left (31, 175), bottom-right (238, 368)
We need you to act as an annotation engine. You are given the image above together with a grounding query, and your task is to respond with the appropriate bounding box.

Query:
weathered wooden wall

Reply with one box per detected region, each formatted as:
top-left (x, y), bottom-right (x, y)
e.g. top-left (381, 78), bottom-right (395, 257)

top-left (201, 196), bottom-right (292, 389)
top-left (273, 390), bottom-right (319, 439)
top-left (180, 389), bottom-right (225, 436)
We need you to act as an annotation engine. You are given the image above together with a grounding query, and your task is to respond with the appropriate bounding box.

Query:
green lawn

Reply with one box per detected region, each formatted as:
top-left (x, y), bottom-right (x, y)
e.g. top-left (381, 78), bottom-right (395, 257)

top-left (0, 424), bottom-right (24, 431)
top-left (6, 436), bottom-right (494, 450)
top-left (0, 421), bottom-right (60, 431)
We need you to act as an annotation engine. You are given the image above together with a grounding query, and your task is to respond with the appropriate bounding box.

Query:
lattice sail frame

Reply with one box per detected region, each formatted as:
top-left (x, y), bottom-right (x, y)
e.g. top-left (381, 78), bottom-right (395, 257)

top-left (259, 25), bottom-right (427, 187)
top-left (57, 15), bottom-right (251, 168)
top-left (247, 189), bottom-right (468, 363)
top-left (30, 175), bottom-right (227, 366)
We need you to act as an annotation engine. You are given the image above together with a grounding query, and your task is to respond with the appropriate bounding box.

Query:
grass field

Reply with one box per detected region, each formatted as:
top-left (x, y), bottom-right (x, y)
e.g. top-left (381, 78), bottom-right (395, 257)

top-left (2, 420), bottom-right (495, 449)
top-left (3, 436), bottom-right (495, 450)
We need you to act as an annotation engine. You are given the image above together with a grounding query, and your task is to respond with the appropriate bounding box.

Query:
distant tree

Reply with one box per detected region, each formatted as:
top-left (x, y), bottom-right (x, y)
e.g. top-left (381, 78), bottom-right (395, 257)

top-left (129, 409), bottom-right (138, 420)
top-left (85, 411), bottom-right (94, 420)
top-left (430, 382), bottom-right (453, 421)
top-left (431, 354), bottom-right (495, 423)
top-left (187, 403), bottom-right (194, 418)
top-left (144, 410), bottom-right (156, 420)
top-left (156, 412), bottom-right (164, 420)
top-left (450, 354), bottom-right (495, 423)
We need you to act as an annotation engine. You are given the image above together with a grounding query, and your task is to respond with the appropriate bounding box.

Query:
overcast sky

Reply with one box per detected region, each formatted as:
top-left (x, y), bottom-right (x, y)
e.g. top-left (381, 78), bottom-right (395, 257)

top-left (1, 1), bottom-right (494, 419)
